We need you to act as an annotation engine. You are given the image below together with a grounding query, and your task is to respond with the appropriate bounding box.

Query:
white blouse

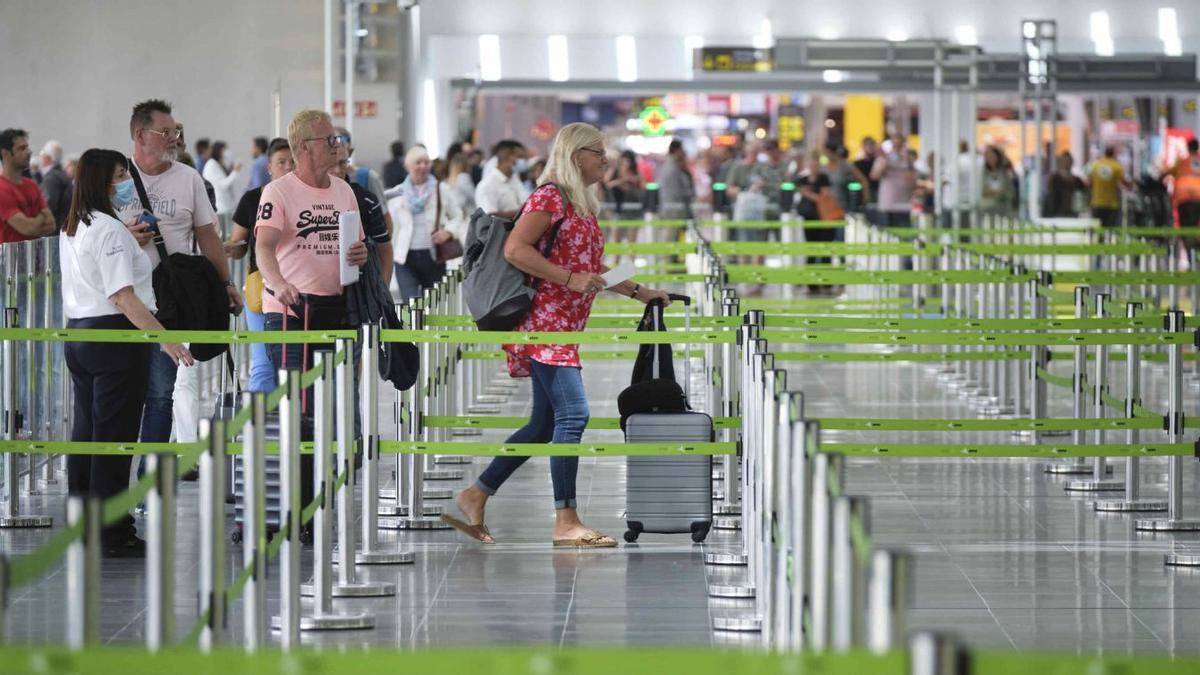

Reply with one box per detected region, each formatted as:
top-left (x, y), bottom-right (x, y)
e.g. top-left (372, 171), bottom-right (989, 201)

top-left (60, 211), bottom-right (156, 319)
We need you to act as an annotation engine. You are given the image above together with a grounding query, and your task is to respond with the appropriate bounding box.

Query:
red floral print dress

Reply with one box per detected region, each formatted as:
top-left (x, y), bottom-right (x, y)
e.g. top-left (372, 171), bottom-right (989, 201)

top-left (503, 184), bottom-right (605, 377)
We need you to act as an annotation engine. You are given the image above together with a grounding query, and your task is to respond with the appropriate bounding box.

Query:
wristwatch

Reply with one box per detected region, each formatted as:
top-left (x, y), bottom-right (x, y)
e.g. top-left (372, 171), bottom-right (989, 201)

top-left (631, 284), bottom-right (641, 299)
top-left (224, 280), bottom-right (236, 289)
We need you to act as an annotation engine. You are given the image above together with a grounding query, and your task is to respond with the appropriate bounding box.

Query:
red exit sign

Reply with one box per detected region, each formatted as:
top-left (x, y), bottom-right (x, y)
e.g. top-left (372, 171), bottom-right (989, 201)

top-left (333, 100), bottom-right (378, 118)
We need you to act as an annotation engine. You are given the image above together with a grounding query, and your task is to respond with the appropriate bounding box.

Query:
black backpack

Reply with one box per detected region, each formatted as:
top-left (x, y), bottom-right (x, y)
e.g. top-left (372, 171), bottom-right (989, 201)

top-left (617, 295), bottom-right (691, 430)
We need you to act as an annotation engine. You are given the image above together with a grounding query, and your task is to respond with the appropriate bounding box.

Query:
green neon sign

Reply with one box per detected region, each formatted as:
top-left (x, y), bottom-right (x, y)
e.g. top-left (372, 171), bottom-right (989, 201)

top-left (639, 105), bottom-right (670, 137)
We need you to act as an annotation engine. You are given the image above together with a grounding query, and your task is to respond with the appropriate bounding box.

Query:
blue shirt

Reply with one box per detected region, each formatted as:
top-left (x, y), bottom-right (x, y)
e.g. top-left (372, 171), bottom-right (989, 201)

top-left (245, 154), bottom-right (270, 192)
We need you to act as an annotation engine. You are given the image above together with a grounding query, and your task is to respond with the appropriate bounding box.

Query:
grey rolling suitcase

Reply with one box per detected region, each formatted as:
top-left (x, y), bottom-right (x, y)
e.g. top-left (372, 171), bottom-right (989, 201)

top-left (622, 296), bottom-right (714, 544)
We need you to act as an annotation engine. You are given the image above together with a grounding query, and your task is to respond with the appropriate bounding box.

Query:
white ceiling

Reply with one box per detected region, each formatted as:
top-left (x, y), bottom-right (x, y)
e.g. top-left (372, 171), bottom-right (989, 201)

top-left (420, 0), bottom-right (1193, 56)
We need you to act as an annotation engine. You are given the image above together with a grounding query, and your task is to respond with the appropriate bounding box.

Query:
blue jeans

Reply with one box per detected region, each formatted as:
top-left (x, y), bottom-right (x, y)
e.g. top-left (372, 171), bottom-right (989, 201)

top-left (244, 307), bottom-right (277, 393)
top-left (476, 361), bottom-right (588, 509)
top-left (140, 347), bottom-right (177, 443)
top-left (394, 250), bottom-right (445, 301)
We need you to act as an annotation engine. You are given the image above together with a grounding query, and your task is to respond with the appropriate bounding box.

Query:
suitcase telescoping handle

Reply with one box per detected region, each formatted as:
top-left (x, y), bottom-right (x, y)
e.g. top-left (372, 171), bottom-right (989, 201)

top-left (646, 294), bottom-right (692, 400)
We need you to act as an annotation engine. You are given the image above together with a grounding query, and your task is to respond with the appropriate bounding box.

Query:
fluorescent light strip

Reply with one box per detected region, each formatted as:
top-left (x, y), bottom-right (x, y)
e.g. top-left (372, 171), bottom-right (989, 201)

top-left (886, 28), bottom-right (909, 43)
top-left (1159, 8), bottom-right (1182, 57)
top-left (822, 69), bottom-right (844, 83)
top-left (616, 35), bottom-right (638, 82)
top-left (684, 35), bottom-right (704, 77)
top-left (753, 18), bottom-right (774, 49)
top-left (954, 25), bottom-right (977, 46)
top-left (478, 34), bottom-right (501, 81)
top-left (548, 35), bottom-right (569, 82)
top-left (1090, 11), bottom-right (1114, 57)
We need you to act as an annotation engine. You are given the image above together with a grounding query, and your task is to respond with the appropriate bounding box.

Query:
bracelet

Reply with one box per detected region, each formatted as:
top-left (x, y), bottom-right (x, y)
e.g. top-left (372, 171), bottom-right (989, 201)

top-left (631, 283), bottom-right (640, 299)
top-left (224, 280), bottom-right (236, 289)
top-left (565, 271), bottom-right (573, 287)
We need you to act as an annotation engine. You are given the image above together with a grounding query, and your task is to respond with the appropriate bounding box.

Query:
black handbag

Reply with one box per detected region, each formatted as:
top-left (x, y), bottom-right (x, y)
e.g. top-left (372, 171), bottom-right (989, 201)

top-left (345, 242), bottom-right (419, 391)
top-left (129, 163), bottom-right (231, 362)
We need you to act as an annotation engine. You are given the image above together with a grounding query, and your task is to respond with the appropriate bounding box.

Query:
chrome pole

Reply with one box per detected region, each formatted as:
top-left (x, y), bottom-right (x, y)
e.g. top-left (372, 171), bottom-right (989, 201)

top-left (272, 369), bottom-right (302, 646)
top-left (241, 392), bottom-right (268, 650)
top-left (868, 550), bottom-right (910, 654)
top-left (145, 451), bottom-right (177, 651)
top-left (198, 418), bottom-right (226, 650)
top-left (66, 496), bottom-right (100, 649)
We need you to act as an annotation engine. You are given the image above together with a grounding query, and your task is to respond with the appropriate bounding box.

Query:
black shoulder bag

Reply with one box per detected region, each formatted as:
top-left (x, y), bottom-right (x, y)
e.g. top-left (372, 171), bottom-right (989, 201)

top-left (129, 163), bottom-right (231, 362)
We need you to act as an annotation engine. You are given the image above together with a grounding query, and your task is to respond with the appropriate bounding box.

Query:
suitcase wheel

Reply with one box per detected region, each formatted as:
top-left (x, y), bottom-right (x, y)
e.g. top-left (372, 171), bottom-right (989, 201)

top-left (690, 522), bottom-right (710, 543)
top-left (623, 530), bottom-right (640, 543)
top-left (230, 526), bottom-right (243, 544)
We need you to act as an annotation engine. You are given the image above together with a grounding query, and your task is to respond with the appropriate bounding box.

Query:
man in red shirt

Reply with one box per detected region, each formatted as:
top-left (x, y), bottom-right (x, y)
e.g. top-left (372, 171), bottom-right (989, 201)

top-left (0, 128), bottom-right (56, 243)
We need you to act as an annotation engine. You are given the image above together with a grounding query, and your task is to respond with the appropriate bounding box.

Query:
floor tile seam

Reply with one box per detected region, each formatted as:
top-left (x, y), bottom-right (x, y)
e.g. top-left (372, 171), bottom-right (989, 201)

top-left (558, 562), bottom-right (581, 647)
top-left (104, 608), bottom-right (147, 645)
top-left (413, 543), bottom-right (462, 641)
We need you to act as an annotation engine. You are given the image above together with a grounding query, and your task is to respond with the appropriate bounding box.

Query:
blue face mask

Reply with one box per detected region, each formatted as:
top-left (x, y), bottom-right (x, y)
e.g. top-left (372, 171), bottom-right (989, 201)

top-left (514, 158), bottom-right (529, 175)
top-left (113, 178), bottom-right (136, 209)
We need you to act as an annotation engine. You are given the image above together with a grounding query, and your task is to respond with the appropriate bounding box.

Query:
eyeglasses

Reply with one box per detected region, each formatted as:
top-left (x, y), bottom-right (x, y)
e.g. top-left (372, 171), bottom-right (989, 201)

top-left (143, 128), bottom-right (181, 141)
top-left (579, 147), bottom-right (605, 157)
top-left (304, 135), bottom-right (344, 148)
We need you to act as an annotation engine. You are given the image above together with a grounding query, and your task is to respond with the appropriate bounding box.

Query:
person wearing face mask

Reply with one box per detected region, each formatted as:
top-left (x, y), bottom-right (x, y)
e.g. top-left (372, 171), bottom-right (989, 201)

top-left (475, 139), bottom-right (529, 219)
top-left (386, 145), bottom-right (465, 300)
top-left (60, 148), bottom-right (193, 557)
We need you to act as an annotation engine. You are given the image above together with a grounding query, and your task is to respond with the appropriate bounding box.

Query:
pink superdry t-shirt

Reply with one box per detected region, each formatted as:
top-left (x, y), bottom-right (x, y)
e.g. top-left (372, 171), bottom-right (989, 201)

top-left (255, 172), bottom-right (364, 317)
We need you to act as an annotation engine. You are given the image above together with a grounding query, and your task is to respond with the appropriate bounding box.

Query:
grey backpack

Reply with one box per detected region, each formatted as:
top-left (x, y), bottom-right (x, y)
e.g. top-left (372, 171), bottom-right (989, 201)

top-left (462, 184), bottom-right (565, 330)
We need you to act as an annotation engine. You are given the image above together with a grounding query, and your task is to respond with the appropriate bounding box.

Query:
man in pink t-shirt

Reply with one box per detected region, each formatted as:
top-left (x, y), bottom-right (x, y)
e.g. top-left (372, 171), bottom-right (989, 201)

top-left (255, 110), bottom-right (367, 371)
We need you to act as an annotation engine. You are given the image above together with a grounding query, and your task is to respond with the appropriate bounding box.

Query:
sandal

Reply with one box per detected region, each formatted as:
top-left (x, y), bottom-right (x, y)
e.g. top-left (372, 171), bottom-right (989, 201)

top-left (441, 513), bottom-right (496, 544)
top-left (553, 530), bottom-right (618, 548)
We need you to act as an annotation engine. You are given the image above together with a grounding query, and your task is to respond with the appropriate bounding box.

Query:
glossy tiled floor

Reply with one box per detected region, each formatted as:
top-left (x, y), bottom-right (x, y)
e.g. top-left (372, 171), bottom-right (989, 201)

top-left (3, 322), bottom-right (1200, 654)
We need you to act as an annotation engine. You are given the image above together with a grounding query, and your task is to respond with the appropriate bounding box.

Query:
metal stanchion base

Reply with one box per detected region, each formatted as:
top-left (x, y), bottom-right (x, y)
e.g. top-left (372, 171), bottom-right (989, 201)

top-left (489, 380), bottom-right (519, 390)
top-left (435, 456), bottom-right (472, 464)
top-left (713, 516), bottom-right (741, 530)
top-left (475, 395), bottom-right (506, 405)
top-left (712, 469), bottom-right (725, 481)
top-left (712, 615), bottom-right (762, 632)
top-left (704, 552), bottom-right (747, 566)
top-left (483, 387), bottom-right (512, 397)
top-left (712, 489), bottom-right (724, 501)
top-left (424, 469), bottom-right (465, 481)
top-left (387, 516), bottom-right (452, 530)
top-left (1095, 499), bottom-right (1168, 512)
top-left (378, 504), bottom-right (442, 518)
top-left (0, 515), bottom-right (52, 528)
top-left (708, 583), bottom-right (755, 598)
top-left (714, 504), bottom-right (741, 516)
top-left (355, 550), bottom-right (416, 565)
top-left (976, 404), bottom-right (1011, 416)
top-left (1135, 518), bottom-right (1200, 532)
top-left (467, 406), bottom-right (502, 415)
top-left (378, 488), bottom-right (452, 501)
top-left (1165, 553), bottom-right (1200, 566)
top-left (1044, 462), bottom-right (1109, 475)
top-left (451, 428), bottom-right (483, 437)
top-left (273, 613), bottom-right (375, 632)
top-left (1064, 480), bottom-right (1124, 492)
top-left (300, 581), bottom-right (396, 598)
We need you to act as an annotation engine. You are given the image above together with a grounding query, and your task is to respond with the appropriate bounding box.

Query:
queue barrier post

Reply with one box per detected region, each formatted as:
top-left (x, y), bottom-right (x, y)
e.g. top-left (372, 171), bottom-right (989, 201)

top-left (270, 369), bottom-right (301, 646)
top-left (298, 351), bottom-right (374, 629)
top-left (1066, 293), bottom-right (1123, 491)
top-left (67, 496), bottom-right (101, 649)
top-left (333, 337), bottom-right (396, 596)
top-left (198, 418), bottom-right (226, 650)
top-left (1139, 311), bottom-right (1200, 547)
top-left (868, 549), bottom-right (910, 655)
top-left (1045, 287), bottom-right (1096, 475)
top-left (910, 632), bottom-right (965, 675)
top-left (1, 307), bottom-right (51, 529)
top-left (145, 450), bottom-right (177, 651)
top-left (241, 392), bottom-right (268, 651)
top-left (357, 324), bottom-right (415, 564)
top-left (1096, 303), bottom-right (1167, 513)
top-left (808, 451), bottom-right (843, 651)
top-left (830, 494), bottom-right (868, 652)
top-left (394, 308), bottom-right (451, 530)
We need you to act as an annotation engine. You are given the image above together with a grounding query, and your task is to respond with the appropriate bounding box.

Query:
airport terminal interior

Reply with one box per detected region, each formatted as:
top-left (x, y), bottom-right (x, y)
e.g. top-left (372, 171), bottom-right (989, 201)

top-left (4, 1), bottom-right (1200, 673)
